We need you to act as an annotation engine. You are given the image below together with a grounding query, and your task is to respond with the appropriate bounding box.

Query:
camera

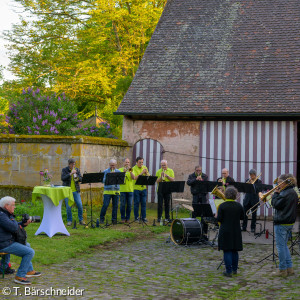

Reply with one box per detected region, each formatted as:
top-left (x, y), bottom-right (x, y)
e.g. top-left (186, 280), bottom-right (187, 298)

top-left (22, 214), bottom-right (41, 223)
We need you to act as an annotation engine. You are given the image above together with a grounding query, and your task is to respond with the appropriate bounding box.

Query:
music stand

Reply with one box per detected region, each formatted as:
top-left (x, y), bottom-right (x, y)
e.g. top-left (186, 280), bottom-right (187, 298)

top-left (130, 175), bottom-right (157, 226)
top-left (158, 181), bottom-right (185, 224)
top-left (82, 172), bottom-right (104, 228)
top-left (103, 172), bottom-right (126, 226)
top-left (193, 203), bottom-right (215, 246)
top-left (257, 209), bottom-right (278, 267)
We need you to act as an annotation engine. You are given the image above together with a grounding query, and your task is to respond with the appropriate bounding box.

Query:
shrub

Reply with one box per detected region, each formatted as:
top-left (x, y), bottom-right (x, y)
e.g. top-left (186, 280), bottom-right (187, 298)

top-left (4, 88), bottom-right (116, 138)
top-left (73, 123), bottom-right (117, 139)
top-left (6, 87), bottom-right (79, 135)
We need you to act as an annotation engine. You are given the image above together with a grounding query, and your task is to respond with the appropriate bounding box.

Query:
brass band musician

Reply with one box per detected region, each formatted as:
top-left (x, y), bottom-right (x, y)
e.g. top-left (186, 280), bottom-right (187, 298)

top-left (269, 174), bottom-right (298, 277)
top-left (156, 160), bottom-right (175, 222)
top-left (242, 169), bottom-right (262, 233)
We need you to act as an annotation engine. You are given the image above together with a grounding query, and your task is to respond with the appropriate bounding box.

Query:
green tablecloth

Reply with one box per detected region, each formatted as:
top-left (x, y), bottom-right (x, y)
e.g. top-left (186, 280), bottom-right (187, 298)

top-left (32, 186), bottom-right (74, 206)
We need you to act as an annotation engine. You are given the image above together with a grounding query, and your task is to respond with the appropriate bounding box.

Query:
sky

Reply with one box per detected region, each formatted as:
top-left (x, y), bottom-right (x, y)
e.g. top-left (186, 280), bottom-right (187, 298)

top-left (0, 0), bottom-right (22, 81)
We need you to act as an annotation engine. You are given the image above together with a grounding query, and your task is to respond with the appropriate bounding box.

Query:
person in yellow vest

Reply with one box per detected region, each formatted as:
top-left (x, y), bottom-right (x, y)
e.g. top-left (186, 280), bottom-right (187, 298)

top-left (132, 156), bottom-right (149, 222)
top-left (156, 160), bottom-right (175, 222)
top-left (119, 158), bottom-right (134, 223)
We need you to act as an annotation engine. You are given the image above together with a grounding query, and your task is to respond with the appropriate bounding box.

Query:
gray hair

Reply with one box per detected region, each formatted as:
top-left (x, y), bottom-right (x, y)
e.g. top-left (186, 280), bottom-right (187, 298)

top-left (109, 159), bottom-right (117, 164)
top-left (161, 160), bottom-right (168, 164)
top-left (249, 169), bottom-right (256, 175)
top-left (0, 196), bottom-right (16, 208)
top-left (68, 158), bottom-right (76, 164)
top-left (224, 186), bottom-right (238, 200)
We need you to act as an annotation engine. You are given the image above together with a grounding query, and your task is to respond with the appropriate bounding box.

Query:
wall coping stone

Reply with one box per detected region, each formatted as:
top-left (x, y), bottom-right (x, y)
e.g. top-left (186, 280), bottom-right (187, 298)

top-left (0, 134), bottom-right (128, 146)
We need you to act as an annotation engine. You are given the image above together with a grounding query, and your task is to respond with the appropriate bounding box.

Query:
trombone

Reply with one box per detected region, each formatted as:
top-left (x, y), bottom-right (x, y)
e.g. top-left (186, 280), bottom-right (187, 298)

top-left (246, 177), bottom-right (293, 217)
top-left (246, 172), bottom-right (262, 184)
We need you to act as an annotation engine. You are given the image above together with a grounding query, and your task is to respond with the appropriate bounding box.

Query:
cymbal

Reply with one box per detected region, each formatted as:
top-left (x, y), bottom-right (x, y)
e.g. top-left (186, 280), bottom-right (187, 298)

top-left (181, 204), bottom-right (194, 211)
top-left (173, 198), bottom-right (191, 203)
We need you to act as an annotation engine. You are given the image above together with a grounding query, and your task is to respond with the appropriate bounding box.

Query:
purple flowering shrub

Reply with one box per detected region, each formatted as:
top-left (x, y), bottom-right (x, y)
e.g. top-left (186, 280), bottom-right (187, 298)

top-left (6, 88), bottom-right (79, 135)
top-left (5, 88), bottom-right (116, 138)
top-left (73, 123), bottom-right (117, 139)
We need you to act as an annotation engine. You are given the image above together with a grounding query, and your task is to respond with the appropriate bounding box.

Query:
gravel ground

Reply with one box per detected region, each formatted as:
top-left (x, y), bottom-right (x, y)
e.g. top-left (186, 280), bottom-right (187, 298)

top-left (1, 229), bottom-right (299, 300)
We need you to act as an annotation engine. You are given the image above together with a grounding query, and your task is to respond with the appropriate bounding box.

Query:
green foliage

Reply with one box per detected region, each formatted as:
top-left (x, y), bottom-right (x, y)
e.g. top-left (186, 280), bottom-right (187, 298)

top-left (1, 0), bottom-right (167, 137)
top-left (74, 123), bottom-right (117, 139)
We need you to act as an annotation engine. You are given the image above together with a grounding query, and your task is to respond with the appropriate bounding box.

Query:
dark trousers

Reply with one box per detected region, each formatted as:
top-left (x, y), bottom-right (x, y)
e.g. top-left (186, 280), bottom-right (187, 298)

top-left (192, 193), bottom-right (208, 235)
top-left (223, 250), bottom-right (239, 274)
top-left (242, 202), bottom-right (257, 230)
top-left (157, 192), bottom-right (171, 220)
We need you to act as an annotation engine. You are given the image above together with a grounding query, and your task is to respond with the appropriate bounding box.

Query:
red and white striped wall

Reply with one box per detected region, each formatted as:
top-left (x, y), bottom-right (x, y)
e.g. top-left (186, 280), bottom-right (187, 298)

top-left (199, 120), bottom-right (297, 216)
top-left (132, 138), bottom-right (164, 203)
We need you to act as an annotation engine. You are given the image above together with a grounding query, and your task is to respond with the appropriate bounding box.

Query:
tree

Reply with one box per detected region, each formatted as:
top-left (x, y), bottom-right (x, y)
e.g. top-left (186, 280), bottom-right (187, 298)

top-left (2, 0), bottom-right (167, 137)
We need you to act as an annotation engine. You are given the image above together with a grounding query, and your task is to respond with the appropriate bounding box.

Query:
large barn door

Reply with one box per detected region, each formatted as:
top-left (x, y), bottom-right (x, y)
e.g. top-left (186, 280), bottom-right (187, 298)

top-left (132, 139), bottom-right (164, 203)
top-left (199, 121), bottom-right (297, 217)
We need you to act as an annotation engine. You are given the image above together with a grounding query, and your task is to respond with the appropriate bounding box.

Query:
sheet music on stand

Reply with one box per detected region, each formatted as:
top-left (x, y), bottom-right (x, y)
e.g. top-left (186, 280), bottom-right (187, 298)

top-left (105, 172), bottom-right (126, 185)
top-left (82, 172), bottom-right (104, 184)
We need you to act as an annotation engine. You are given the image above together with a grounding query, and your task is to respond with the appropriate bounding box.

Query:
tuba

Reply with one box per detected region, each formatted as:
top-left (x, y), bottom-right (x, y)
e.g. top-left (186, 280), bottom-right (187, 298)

top-left (211, 185), bottom-right (226, 201)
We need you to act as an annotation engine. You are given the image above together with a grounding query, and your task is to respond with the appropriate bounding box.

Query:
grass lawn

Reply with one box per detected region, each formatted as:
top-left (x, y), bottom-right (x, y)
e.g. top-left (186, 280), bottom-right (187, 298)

top-left (9, 204), bottom-right (191, 270)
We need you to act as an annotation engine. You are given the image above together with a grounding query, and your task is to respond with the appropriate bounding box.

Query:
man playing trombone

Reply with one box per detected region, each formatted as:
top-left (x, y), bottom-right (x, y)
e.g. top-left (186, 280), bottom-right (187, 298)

top-left (269, 174), bottom-right (298, 277)
top-left (156, 160), bottom-right (175, 222)
top-left (242, 169), bottom-right (262, 233)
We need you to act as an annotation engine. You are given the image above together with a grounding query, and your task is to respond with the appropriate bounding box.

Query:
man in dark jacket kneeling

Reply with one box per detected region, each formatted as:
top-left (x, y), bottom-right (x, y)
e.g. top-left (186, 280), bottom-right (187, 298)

top-left (0, 196), bottom-right (41, 285)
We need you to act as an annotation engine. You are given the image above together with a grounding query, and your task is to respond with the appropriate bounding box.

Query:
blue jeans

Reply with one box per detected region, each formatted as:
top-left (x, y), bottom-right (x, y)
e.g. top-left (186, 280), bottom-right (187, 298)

top-left (133, 189), bottom-right (147, 220)
top-left (65, 191), bottom-right (83, 222)
top-left (100, 194), bottom-right (119, 222)
top-left (223, 250), bottom-right (239, 274)
top-left (120, 192), bottom-right (133, 221)
top-left (1, 242), bottom-right (34, 278)
top-left (274, 224), bottom-right (293, 270)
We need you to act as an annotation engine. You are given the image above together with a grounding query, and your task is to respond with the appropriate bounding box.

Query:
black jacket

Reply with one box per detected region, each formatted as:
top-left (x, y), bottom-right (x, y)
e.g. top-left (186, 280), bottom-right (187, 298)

top-left (187, 172), bottom-right (208, 195)
top-left (0, 207), bottom-right (19, 250)
top-left (243, 179), bottom-right (262, 207)
top-left (271, 186), bottom-right (298, 225)
top-left (216, 176), bottom-right (235, 186)
top-left (217, 201), bottom-right (244, 251)
top-left (61, 166), bottom-right (82, 192)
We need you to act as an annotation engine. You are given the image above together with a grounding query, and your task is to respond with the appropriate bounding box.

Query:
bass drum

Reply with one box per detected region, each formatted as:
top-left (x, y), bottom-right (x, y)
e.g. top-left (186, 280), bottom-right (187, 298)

top-left (170, 218), bottom-right (202, 245)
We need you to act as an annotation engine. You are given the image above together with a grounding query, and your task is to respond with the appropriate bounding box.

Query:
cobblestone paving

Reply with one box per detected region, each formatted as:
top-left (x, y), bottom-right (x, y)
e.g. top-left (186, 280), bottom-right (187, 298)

top-left (1, 233), bottom-right (299, 299)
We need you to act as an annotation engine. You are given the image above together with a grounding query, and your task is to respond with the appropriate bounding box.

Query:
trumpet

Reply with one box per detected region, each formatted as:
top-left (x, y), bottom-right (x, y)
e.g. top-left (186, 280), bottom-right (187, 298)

top-left (246, 177), bottom-right (293, 217)
top-left (125, 166), bottom-right (133, 172)
top-left (246, 172), bottom-right (262, 184)
top-left (142, 169), bottom-right (150, 176)
top-left (211, 185), bottom-right (226, 201)
top-left (72, 168), bottom-right (79, 182)
top-left (161, 171), bottom-right (166, 181)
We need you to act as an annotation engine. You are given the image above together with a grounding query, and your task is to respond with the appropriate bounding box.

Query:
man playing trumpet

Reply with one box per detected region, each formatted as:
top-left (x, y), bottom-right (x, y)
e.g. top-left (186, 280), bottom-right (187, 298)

top-left (156, 160), bottom-right (175, 222)
top-left (132, 156), bottom-right (149, 222)
top-left (119, 158), bottom-right (134, 223)
top-left (269, 174), bottom-right (298, 277)
top-left (61, 158), bottom-right (85, 226)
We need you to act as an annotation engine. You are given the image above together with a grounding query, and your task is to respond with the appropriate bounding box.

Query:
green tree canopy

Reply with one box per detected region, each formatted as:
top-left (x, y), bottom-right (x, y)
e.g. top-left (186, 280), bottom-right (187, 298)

top-left (2, 0), bottom-right (166, 137)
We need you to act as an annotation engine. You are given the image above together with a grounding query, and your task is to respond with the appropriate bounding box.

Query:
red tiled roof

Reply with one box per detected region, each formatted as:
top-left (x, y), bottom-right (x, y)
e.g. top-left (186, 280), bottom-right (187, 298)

top-left (116, 0), bottom-right (300, 116)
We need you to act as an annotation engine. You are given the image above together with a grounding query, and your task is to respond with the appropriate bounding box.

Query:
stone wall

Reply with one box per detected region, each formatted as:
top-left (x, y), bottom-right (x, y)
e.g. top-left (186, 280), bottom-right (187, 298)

top-left (0, 134), bottom-right (130, 203)
top-left (122, 117), bottom-right (200, 200)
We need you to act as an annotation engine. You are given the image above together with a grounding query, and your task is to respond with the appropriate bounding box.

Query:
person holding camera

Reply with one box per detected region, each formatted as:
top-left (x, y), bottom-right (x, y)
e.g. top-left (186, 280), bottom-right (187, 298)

top-left (0, 196), bottom-right (41, 285)
top-left (61, 158), bottom-right (85, 226)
